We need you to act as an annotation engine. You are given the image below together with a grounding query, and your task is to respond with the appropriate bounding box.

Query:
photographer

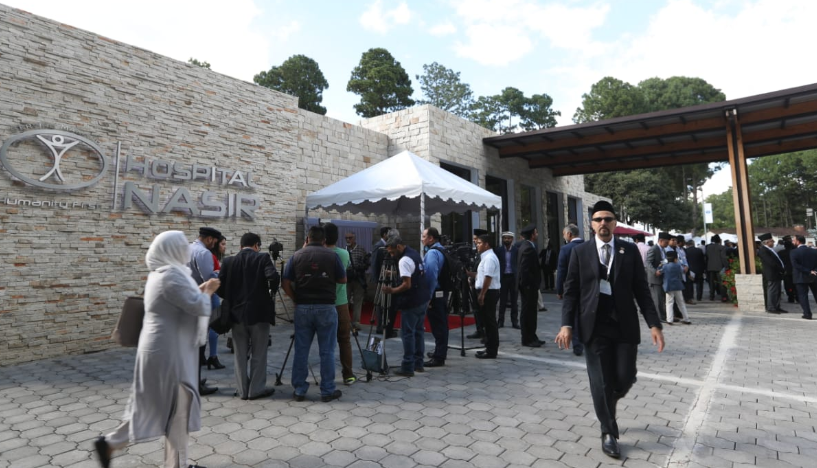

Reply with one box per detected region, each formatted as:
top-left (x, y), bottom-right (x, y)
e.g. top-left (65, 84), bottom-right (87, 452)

top-left (345, 232), bottom-right (369, 331)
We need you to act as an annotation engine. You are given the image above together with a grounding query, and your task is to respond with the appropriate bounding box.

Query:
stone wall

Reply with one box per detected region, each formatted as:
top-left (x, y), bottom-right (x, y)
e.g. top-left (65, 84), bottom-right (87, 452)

top-left (736, 274), bottom-right (765, 313)
top-left (0, 5), bottom-right (305, 364)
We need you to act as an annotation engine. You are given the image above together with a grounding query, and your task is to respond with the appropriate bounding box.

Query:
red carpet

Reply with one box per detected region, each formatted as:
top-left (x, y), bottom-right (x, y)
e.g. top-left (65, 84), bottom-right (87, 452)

top-left (358, 302), bottom-right (475, 332)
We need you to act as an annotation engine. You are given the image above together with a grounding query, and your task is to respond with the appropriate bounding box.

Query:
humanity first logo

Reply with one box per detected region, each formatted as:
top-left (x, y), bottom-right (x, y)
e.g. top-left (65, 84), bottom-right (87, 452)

top-left (0, 129), bottom-right (109, 191)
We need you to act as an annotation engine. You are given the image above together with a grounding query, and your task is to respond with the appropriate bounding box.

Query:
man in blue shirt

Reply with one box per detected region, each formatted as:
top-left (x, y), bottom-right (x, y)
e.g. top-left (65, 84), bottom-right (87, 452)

top-left (422, 227), bottom-right (448, 367)
top-left (189, 226), bottom-right (221, 396)
top-left (494, 232), bottom-right (519, 329)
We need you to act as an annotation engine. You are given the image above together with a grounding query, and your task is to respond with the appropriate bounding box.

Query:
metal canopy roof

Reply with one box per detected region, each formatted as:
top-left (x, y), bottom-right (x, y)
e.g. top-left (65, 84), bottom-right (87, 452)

top-left (483, 82), bottom-right (817, 176)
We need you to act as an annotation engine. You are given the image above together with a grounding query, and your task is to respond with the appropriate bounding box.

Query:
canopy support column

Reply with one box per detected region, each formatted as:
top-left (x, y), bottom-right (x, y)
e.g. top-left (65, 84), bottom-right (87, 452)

top-left (725, 109), bottom-right (756, 274)
top-left (420, 192), bottom-right (426, 257)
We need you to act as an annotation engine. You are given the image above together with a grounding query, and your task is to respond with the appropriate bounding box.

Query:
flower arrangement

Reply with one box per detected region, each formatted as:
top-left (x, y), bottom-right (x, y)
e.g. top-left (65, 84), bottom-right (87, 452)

top-left (722, 257), bottom-right (739, 305)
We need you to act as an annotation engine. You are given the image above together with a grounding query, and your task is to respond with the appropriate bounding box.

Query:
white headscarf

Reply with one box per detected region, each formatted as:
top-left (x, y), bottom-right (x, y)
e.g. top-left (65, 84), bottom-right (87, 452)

top-left (145, 231), bottom-right (195, 281)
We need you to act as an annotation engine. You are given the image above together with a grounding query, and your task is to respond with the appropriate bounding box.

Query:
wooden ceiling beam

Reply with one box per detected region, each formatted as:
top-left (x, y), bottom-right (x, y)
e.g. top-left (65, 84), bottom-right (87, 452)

top-left (498, 115), bottom-right (726, 157)
top-left (548, 151), bottom-right (729, 176)
top-left (738, 98), bottom-right (817, 125)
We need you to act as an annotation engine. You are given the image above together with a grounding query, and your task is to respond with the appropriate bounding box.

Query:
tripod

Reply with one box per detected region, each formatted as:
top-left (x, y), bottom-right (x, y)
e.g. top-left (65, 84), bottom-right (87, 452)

top-left (446, 271), bottom-right (483, 357)
top-left (362, 261), bottom-right (397, 375)
top-left (274, 333), bottom-right (319, 387)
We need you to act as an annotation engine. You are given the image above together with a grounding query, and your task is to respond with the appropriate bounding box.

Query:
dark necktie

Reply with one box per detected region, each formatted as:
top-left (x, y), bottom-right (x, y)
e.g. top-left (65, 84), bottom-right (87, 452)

top-left (601, 244), bottom-right (611, 267)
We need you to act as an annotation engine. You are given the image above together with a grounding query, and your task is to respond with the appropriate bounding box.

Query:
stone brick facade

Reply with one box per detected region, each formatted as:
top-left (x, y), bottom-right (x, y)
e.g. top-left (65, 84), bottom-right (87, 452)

top-left (0, 5), bottom-right (605, 365)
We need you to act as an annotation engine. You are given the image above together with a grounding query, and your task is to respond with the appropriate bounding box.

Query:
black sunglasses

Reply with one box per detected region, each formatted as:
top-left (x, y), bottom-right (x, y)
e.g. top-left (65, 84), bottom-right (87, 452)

top-left (591, 216), bottom-right (616, 223)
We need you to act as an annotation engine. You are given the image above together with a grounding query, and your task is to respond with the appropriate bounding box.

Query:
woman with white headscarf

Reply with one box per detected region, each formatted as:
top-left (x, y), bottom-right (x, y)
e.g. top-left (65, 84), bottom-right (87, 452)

top-left (94, 231), bottom-right (220, 468)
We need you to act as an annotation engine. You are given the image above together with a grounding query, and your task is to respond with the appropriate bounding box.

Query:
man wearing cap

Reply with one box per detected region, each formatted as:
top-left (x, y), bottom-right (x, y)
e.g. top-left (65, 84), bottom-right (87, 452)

top-left (758, 233), bottom-right (787, 314)
top-left (646, 232), bottom-right (671, 322)
top-left (790, 235), bottom-right (817, 319)
top-left (494, 231), bottom-right (519, 329)
top-left (705, 235), bottom-right (729, 302)
top-left (517, 224), bottom-right (543, 347)
top-left (556, 201), bottom-right (664, 459)
top-left (189, 226), bottom-right (222, 396)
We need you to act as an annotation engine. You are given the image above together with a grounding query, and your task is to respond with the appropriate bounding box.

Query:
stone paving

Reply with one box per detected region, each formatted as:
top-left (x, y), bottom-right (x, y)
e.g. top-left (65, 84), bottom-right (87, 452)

top-left (1, 294), bottom-right (816, 468)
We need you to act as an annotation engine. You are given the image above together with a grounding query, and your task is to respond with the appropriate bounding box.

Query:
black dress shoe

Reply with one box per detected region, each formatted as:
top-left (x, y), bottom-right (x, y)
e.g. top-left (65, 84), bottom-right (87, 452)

top-left (573, 347), bottom-right (583, 356)
top-left (475, 350), bottom-right (497, 359)
top-left (539, 306), bottom-right (548, 311)
top-left (512, 324), bottom-right (521, 329)
top-left (466, 331), bottom-right (484, 339)
top-left (188, 464), bottom-right (207, 468)
top-left (233, 391), bottom-right (248, 401)
top-left (206, 356), bottom-right (226, 370)
top-left (321, 390), bottom-right (342, 402)
top-left (199, 379), bottom-right (218, 395)
top-left (424, 358), bottom-right (445, 367)
top-left (776, 308), bottom-right (788, 313)
top-left (766, 310), bottom-right (782, 314)
top-left (426, 351), bottom-right (436, 359)
top-left (293, 392), bottom-right (305, 402)
top-left (523, 341), bottom-right (542, 348)
top-left (601, 433), bottom-right (620, 458)
top-left (802, 315), bottom-right (812, 320)
top-left (248, 388), bottom-right (275, 400)
top-left (94, 436), bottom-right (111, 468)
top-left (385, 330), bottom-right (399, 339)
top-left (498, 323), bottom-right (504, 328)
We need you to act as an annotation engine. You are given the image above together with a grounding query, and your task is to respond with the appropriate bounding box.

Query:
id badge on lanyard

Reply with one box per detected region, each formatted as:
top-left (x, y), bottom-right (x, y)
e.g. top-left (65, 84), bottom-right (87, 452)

top-left (599, 257), bottom-right (613, 295)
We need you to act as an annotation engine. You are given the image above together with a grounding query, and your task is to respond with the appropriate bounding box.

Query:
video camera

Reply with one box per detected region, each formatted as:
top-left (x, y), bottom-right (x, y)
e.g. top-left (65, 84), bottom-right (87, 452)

top-left (268, 238), bottom-right (284, 261)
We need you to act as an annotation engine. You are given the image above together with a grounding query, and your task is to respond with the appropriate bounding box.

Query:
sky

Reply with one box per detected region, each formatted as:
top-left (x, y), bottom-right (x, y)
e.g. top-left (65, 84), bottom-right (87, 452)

top-left (6, 0), bottom-right (817, 197)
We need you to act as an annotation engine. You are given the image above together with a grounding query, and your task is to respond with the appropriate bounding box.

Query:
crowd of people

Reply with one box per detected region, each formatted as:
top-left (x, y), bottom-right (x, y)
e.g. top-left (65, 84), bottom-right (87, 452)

top-left (94, 216), bottom-right (817, 467)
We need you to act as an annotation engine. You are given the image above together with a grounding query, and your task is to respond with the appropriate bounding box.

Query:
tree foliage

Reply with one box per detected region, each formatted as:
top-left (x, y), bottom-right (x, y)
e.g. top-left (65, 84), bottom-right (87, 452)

top-left (347, 48), bottom-right (414, 118)
top-left (520, 93), bottom-right (560, 131)
top-left (188, 58), bottom-right (211, 69)
top-left (705, 189), bottom-right (735, 229)
top-left (416, 62), bottom-right (473, 118)
top-left (254, 54), bottom-right (329, 115)
top-left (468, 88), bottom-right (560, 134)
top-left (747, 150), bottom-right (817, 228)
top-left (576, 76), bottom-right (726, 231)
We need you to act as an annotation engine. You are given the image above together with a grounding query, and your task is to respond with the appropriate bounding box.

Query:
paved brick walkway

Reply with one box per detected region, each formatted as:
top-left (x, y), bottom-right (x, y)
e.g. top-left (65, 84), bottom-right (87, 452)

top-left (1, 295), bottom-right (815, 468)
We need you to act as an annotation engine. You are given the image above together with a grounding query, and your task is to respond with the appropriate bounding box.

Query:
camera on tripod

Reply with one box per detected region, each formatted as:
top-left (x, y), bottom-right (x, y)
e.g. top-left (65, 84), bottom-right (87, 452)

top-left (268, 239), bottom-right (284, 262)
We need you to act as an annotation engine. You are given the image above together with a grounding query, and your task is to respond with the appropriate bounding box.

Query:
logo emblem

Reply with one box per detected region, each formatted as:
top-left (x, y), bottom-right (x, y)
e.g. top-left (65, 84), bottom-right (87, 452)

top-left (0, 129), bottom-right (109, 191)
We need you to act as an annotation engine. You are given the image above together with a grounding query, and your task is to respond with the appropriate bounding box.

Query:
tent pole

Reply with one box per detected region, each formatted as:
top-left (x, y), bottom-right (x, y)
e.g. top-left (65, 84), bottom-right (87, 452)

top-left (420, 192), bottom-right (425, 257)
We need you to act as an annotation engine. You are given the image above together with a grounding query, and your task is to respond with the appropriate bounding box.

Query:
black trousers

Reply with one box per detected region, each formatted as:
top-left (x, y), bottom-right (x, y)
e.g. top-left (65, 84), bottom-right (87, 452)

top-left (584, 336), bottom-right (638, 438)
top-left (427, 294), bottom-right (449, 360)
top-left (476, 289), bottom-right (500, 355)
top-left (497, 273), bottom-right (518, 326)
top-left (518, 286), bottom-right (540, 344)
top-left (796, 282), bottom-right (817, 318)
top-left (708, 270), bottom-right (727, 300)
top-left (692, 275), bottom-right (705, 301)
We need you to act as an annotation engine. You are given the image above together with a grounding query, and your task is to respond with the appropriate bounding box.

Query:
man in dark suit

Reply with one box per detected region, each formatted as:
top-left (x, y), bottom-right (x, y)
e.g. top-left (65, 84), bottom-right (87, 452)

top-left (494, 231), bottom-right (519, 328)
top-left (218, 232), bottom-right (279, 400)
top-left (556, 224), bottom-right (584, 356)
top-left (646, 232), bottom-right (671, 322)
top-left (705, 235), bottom-right (729, 302)
top-left (758, 232), bottom-right (786, 314)
top-left (790, 235), bottom-right (817, 319)
top-left (540, 239), bottom-right (558, 291)
top-left (556, 201), bottom-right (664, 459)
top-left (684, 239), bottom-right (706, 301)
top-left (517, 224), bottom-right (543, 347)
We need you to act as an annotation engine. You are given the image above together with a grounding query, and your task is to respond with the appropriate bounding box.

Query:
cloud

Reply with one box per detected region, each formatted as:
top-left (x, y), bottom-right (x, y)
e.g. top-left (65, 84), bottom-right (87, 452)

top-left (449, 0), bottom-right (611, 66)
top-left (359, 0), bottom-right (413, 34)
top-left (428, 22), bottom-right (457, 36)
top-left (272, 20), bottom-right (301, 42)
top-left (4, 0), bottom-right (273, 82)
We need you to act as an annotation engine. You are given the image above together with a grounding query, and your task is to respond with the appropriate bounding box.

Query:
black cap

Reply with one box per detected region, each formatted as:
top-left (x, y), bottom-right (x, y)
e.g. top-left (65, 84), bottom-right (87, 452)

top-left (658, 232), bottom-right (672, 240)
top-left (758, 232), bottom-right (773, 241)
top-left (711, 234), bottom-right (721, 242)
top-left (520, 224), bottom-right (536, 236)
top-left (591, 200), bottom-right (616, 218)
top-left (473, 229), bottom-right (488, 236)
top-left (199, 227), bottom-right (222, 238)
top-left (676, 235), bottom-right (685, 243)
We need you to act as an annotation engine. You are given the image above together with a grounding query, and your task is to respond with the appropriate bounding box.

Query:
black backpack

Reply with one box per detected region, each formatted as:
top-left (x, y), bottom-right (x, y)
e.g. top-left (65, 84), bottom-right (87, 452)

top-left (431, 246), bottom-right (462, 292)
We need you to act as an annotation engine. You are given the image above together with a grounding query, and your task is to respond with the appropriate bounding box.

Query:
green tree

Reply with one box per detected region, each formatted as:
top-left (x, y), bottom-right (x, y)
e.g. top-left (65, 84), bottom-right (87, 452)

top-left (188, 58), bottom-right (210, 69)
top-left (572, 77), bottom-right (646, 124)
top-left (254, 54), bottom-right (329, 115)
top-left (639, 76), bottom-right (725, 113)
top-left (519, 93), bottom-right (560, 131)
top-left (469, 95), bottom-right (504, 133)
top-left (496, 87), bottom-right (527, 133)
top-left (347, 48), bottom-right (414, 118)
top-left (748, 150), bottom-right (817, 227)
top-left (416, 62), bottom-right (474, 118)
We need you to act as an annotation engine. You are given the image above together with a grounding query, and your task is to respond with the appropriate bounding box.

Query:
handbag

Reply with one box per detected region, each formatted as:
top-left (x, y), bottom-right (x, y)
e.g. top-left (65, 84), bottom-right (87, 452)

top-left (112, 296), bottom-right (144, 347)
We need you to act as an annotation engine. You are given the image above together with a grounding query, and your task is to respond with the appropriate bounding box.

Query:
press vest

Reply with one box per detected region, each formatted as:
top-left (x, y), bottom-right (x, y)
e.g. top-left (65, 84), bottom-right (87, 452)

top-left (395, 246), bottom-right (429, 309)
top-left (291, 244), bottom-right (338, 304)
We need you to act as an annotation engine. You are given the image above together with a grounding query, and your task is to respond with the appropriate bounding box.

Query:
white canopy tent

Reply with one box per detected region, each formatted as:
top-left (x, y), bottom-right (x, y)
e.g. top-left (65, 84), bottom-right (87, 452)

top-left (305, 150), bottom-right (503, 252)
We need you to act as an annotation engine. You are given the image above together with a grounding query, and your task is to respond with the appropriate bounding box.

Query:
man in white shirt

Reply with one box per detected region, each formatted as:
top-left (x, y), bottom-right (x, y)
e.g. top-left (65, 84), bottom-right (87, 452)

top-left (474, 234), bottom-right (501, 359)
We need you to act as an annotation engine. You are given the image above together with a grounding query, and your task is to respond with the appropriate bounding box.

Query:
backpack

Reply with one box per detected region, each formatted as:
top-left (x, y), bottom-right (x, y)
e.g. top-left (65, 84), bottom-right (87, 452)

top-left (431, 246), bottom-right (462, 292)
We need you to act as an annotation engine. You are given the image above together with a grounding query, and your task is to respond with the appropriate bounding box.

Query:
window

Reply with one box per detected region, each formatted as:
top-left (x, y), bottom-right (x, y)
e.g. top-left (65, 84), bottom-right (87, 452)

top-left (440, 162), bottom-right (473, 243)
top-left (486, 175), bottom-right (509, 245)
top-left (546, 191), bottom-right (561, 250)
top-left (519, 184), bottom-right (535, 229)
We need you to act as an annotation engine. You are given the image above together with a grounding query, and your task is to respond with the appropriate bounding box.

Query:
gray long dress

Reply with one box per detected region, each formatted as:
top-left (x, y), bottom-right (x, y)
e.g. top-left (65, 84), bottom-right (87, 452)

top-left (123, 265), bottom-right (210, 442)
